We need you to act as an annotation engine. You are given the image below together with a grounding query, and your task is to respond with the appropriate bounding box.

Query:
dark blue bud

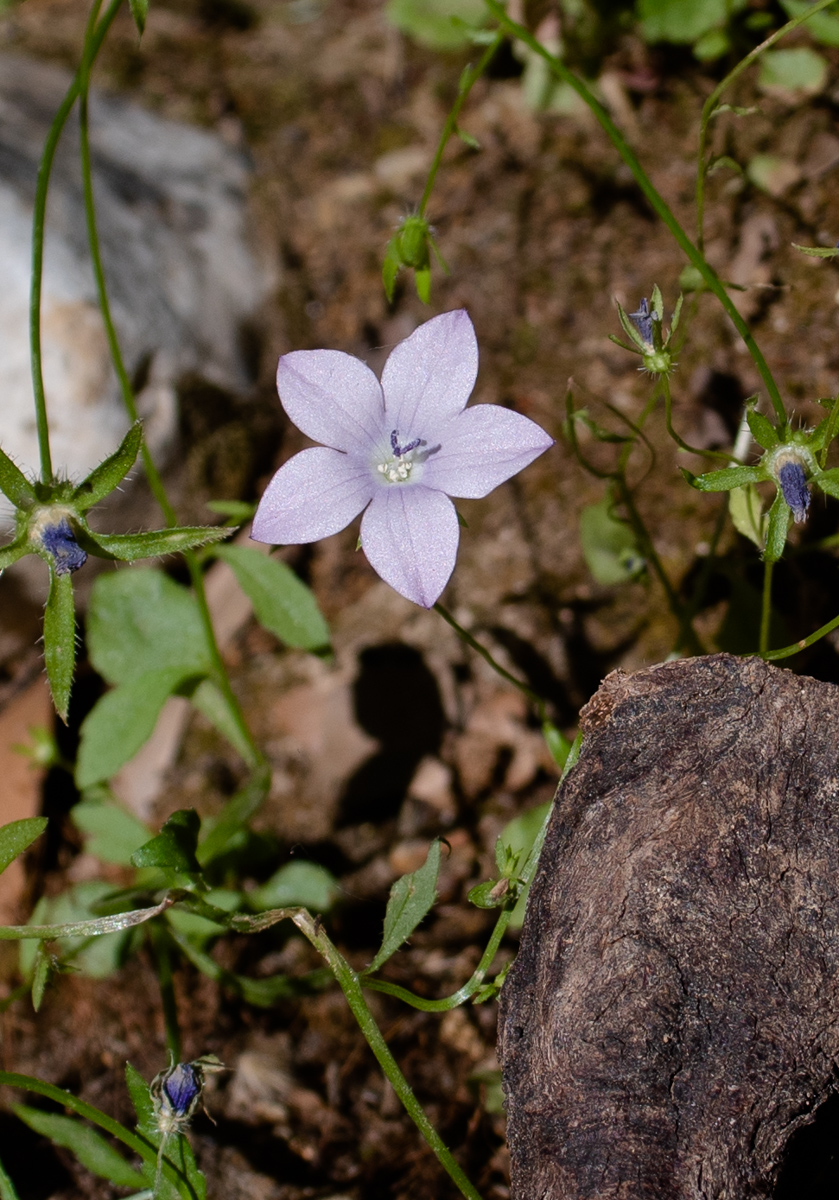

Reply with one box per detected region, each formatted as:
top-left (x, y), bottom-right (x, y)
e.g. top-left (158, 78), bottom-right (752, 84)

top-left (629, 298), bottom-right (655, 347)
top-left (40, 519), bottom-right (87, 575)
top-left (777, 459), bottom-right (810, 523)
top-left (162, 1062), bottom-right (202, 1116)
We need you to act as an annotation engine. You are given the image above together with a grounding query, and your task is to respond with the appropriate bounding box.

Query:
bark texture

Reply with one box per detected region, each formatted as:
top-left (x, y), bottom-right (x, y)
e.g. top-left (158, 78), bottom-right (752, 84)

top-left (498, 654), bottom-right (839, 1200)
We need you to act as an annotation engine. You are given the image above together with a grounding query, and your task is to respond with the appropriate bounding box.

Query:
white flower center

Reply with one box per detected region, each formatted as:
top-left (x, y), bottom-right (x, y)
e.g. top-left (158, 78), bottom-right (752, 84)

top-left (376, 430), bottom-right (425, 485)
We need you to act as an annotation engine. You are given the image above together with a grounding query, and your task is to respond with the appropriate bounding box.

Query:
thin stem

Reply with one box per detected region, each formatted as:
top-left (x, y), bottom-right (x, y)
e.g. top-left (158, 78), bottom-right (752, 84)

top-left (762, 608), bottom-right (839, 661)
top-left (660, 374), bottom-right (735, 463)
top-left (149, 923), bottom-right (181, 1061)
top-left (418, 34), bottom-right (503, 217)
top-left (696, 0), bottom-right (839, 251)
top-left (291, 911), bottom-right (484, 1200)
top-left (433, 602), bottom-right (547, 720)
top-left (759, 558), bottom-right (774, 656)
top-left (484, 0), bottom-right (787, 425)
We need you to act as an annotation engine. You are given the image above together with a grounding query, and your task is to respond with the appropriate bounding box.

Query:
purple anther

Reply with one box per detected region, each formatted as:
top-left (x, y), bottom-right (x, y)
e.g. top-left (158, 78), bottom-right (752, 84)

top-left (777, 459), bottom-right (810, 523)
top-left (40, 519), bottom-right (87, 575)
top-left (162, 1062), bottom-right (202, 1116)
top-left (390, 430), bottom-right (422, 458)
top-left (629, 298), bottom-right (655, 347)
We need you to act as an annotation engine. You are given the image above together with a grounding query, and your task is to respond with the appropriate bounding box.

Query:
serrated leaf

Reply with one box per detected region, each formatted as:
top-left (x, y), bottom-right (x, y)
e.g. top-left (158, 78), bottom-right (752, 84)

top-left (0, 446), bottom-right (36, 510)
top-left (81, 523), bottom-right (228, 562)
top-left (72, 800), bottom-right (150, 865)
top-left (729, 485), bottom-right (767, 549)
top-left (366, 840), bottom-right (441, 974)
top-left (43, 568), bottom-right (75, 722)
top-left (0, 817), bottom-right (47, 876)
top-left (763, 489), bottom-right (790, 562)
top-left (128, 0), bottom-right (148, 34)
top-left (75, 667), bottom-right (192, 788)
top-left (248, 861), bottom-right (339, 912)
top-left (71, 423), bottom-right (143, 512)
top-left (197, 766), bottom-right (270, 867)
top-left (792, 242), bottom-right (839, 258)
top-left (87, 568), bottom-right (211, 686)
top-left (690, 465), bottom-right (764, 492)
top-left (12, 1105), bottom-right (146, 1188)
top-left (213, 545), bottom-right (330, 651)
top-left (131, 809), bottom-right (202, 875)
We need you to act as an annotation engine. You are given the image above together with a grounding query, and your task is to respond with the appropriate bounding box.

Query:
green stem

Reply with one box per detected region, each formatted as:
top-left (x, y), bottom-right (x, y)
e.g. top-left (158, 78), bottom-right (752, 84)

top-left (762, 608), bottom-right (839, 661)
top-left (759, 558), bottom-right (774, 656)
top-left (484, 0), bottom-right (787, 425)
top-left (433, 602), bottom-right (547, 720)
top-left (696, 0), bottom-right (839, 252)
top-left (77, 12), bottom-right (263, 772)
top-left (418, 34), bottom-right (503, 217)
top-left (291, 913), bottom-right (484, 1200)
top-left (0, 1072), bottom-right (195, 1198)
top-left (149, 924), bottom-right (181, 1061)
top-left (660, 374), bottom-right (735, 463)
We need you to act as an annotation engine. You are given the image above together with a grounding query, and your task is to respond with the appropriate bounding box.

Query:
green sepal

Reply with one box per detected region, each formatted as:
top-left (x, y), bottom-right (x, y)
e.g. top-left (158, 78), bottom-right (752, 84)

top-left (0, 446), bottom-right (36, 511)
top-left (763, 490), bottom-right (790, 563)
top-left (76, 522), bottom-right (228, 562)
top-left (0, 534), bottom-right (31, 572)
top-left (467, 877), bottom-right (514, 910)
top-left (71, 423), bottom-right (143, 512)
top-left (615, 301), bottom-right (646, 351)
top-left (669, 292), bottom-right (684, 336)
top-left (815, 467), bottom-right (839, 499)
top-left (414, 265), bottom-right (432, 305)
top-left (746, 408), bottom-right (780, 450)
top-left (792, 243), bottom-right (839, 258)
top-left (130, 809), bottom-right (203, 877)
top-left (687, 465), bottom-right (765, 492)
top-left (382, 239), bottom-right (401, 302)
top-left (608, 334), bottom-right (641, 356)
top-left (128, 0), bottom-right (148, 34)
top-left (650, 283), bottom-right (664, 321)
top-left (43, 567), bottom-right (76, 722)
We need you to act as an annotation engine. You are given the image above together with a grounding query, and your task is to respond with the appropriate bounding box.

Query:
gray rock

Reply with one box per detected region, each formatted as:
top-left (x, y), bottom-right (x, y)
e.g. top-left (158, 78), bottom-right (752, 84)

top-left (0, 52), bottom-right (269, 485)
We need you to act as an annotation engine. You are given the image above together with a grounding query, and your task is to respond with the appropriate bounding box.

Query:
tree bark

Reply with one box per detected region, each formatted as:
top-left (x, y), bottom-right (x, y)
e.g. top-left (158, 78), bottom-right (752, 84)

top-left (498, 653), bottom-right (839, 1200)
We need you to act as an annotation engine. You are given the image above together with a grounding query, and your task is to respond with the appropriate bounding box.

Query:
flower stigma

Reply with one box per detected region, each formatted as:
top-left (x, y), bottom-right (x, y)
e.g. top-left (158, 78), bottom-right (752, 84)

top-left (376, 429), bottom-right (436, 484)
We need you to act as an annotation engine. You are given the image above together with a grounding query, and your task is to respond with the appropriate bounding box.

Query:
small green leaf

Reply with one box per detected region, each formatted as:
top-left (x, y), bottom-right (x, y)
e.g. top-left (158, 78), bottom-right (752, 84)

top-left (759, 47), bottom-right (828, 96)
top-left (780, 0), bottom-right (839, 46)
top-left (71, 423), bottom-right (143, 512)
top-left (0, 817), bottom-right (47, 876)
top-left (87, 568), bottom-right (211, 686)
top-left (206, 499), bottom-right (255, 523)
top-left (729, 485), bottom-right (767, 549)
top-left (131, 809), bottom-right (202, 875)
top-left (249, 861), bottom-right (340, 912)
top-left (125, 1062), bottom-right (156, 1137)
top-left (746, 154), bottom-right (801, 198)
top-left (580, 492), bottom-right (644, 586)
top-left (0, 1150), bottom-right (21, 1200)
top-left (366, 840), bottom-right (442, 974)
top-left (456, 125), bottom-right (480, 150)
top-left (693, 27), bottom-right (729, 61)
top-left (746, 408), bottom-right (780, 450)
top-left (541, 721), bottom-right (573, 770)
top-left (30, 947), bottom-right (51, 1011)
top-left (75, 667), bottom-right (192, 788)
top-left (710, 103), bottom-right (758, 118)
top-left (12, 1105), bottom-right (146, 1189)
top-left (0, 534), bottom-right (30, 572)
top-left (678, 264), bottom-right (705, 293)
top-left (128, 0), bottom-right (148, 34)
top-left (763, 490), bottom-right (790, 562)
top-left (80, 523), bottom-right (228, 562)
top-left (197, 766), bottom-right (270, 867)
top-left (189, 678), bottom-right (256, 763)
top-left (386, 0), bottom-right (488, 50)
top-left (214, 545), bottom-right (330, 651)
top-left (43, 568), bottom-right (76, 722)
top-left (0, 447), bottom-right (36, 510)
top-left (72, 800), bottom-right (150, 865)
top-left (708, 154), bottom-right (742, 176)
top-left (689, 465), bottom-right (764, 492)
top-left (792, 242), bottom-right (839, 259)
top-left (816, 467), bottom-right (839, 499)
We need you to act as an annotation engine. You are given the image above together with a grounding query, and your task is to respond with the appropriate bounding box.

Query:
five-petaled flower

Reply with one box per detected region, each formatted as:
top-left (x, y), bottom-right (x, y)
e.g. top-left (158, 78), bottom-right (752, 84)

top-left (252, 310), bottom-right (554, 607)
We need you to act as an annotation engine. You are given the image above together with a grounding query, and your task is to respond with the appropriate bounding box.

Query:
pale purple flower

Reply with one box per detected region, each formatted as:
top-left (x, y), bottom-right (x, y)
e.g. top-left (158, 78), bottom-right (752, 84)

top-left (252, 310), bottom-right (553, 607)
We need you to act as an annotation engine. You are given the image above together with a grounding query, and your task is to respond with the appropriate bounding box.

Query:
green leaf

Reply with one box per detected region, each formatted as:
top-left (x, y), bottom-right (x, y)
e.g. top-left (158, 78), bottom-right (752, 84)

top-left (693, 26), bottom-right (729, 61)
top-left (758, 47), bottom-right (828, 95)
top-left (189, 678), bottom-right (255, 763)
top-left (366, 840), bottom-right (441, 974)
top-left (206, 499), bottom-right (255, 523)
top-left (689, 465), bottom-right (764, 492)
top-left (729, 484), bottom-right (767, 549)
top-left (128, 0), bottom-right (148, 34)
top-left (385, 0), bottom-right (488, 50)
top-left (0, 446), bottom-right (36, 510)
top-left (71, 423), bottom-right (143, 512)
top-left (763, 489), bottom-right (791, 562)
top-left (43, 568), bottom-right (76, 722)
top-left (0, 534), bottom-right (30, 572)
top-left (792, 242), bottom-right (839, 258)
top-left (131, 809), bottom-right (203, 875)
top-left (87, 568), bottom-right (211, 686)
top-left (710, 103), bottom-right (758, 118)
top-left (456, 126), bottom-right (480, 150)
top-left (213, 545), bottom-right (330, 651)
top-left (780, 0), bottom-right (839, 46)
top-left (708, 154), bottom-right (742, 176)
top-left (75, 667), bottom-right (192, 788)
top-left (541, 721), bottom-right (573, 770)
top-left (125, 1062), bottom-right (157, 1139)
top-left (579, 493), bottom-right (645, 585)
top-left (16, 882), bottom-right (153, 977)
top-left (639, 0), bottom-right (746, 44)
top-left (498, 802), bottom-right (551, 929)
top-left (0, 817), bottom-right (47, 876)
top-left (815, 467), bottom-right (839, 499)
top-left (80, 523), bottom-right (228, 563)
top-left (12, 1105), bottom-right (146, 1189)
top-left (0, 1151), bottom-right (21, 1200)
top-left (248, 861), bottom-right (340, 912)
top-left (30, 947), bottom-right (51, 1011)
top-left (197, 766), bottom-right (270, 867)
top-left (72, 800), bottom-right (150, 865)
top-left (746, 154), bottom-right (801, 198)
top-left (746, 408), bottom-right (780, 450)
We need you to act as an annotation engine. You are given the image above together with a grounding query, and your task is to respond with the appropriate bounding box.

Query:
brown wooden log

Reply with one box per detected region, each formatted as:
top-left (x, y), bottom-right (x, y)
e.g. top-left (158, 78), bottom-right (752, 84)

top-left (498, 653), bottom-right (839, 1200)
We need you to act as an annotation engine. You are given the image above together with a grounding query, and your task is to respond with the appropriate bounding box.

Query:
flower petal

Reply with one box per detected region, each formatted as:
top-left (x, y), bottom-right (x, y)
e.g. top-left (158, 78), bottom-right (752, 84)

top-left (421, 404), bottom-right (554, 499)
top-left (252, 447), bottom-right (374, 544)
top-left (381, 310), bottom-right (478, 437)
top-left (277, 350), bottom-right (385, 454)
top-left (360, 486), bottom-right (459, 608)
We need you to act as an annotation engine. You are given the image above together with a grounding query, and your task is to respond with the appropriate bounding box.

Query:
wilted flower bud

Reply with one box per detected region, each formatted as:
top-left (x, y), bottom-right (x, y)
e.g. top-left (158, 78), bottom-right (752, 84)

top-left (38, 517), bottom-right (87, 575)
